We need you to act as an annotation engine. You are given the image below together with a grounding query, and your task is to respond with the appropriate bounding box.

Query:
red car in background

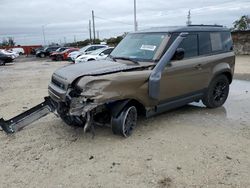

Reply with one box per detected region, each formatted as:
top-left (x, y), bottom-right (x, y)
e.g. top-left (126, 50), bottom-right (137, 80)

top-left (50, 48), bottom-right (79, 61)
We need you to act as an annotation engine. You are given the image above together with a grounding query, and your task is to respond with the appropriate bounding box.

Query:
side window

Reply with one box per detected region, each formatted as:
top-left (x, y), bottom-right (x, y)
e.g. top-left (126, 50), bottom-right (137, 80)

top-left (102, 49), bottom-right (113, 55)
top-left (210, 32), bottom-right (223, 52)
top-left (86, 47), bottom-right (95, 52)
top-left (179, 34), bottom-right (198, 59)
top-left (199, 32), bottom-right (212, 55)
top-left (221, 32), bottom-right (233, 52)
top-left (95, 46), bottom-right (104, 50)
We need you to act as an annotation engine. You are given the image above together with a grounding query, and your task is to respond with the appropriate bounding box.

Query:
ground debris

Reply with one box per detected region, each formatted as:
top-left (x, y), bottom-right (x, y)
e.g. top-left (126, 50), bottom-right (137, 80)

top-left (177, 166), bottom-right (182, 170)
top-left (158, 177), bottom-right (173, 187)
top-left (226, 156), bottom-right (232, 160)
top-left (89, 156), bottom-right (94, 160)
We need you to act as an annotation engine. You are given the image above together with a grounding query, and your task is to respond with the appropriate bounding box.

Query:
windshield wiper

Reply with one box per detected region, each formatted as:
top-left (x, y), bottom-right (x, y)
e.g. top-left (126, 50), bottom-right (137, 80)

top-left (113, 57), bottom-right (139, 65)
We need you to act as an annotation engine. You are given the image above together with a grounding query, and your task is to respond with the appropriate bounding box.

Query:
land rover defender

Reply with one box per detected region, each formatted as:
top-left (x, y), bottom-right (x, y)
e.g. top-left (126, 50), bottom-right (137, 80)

top-left (0, 25), bottom-right (235, 137)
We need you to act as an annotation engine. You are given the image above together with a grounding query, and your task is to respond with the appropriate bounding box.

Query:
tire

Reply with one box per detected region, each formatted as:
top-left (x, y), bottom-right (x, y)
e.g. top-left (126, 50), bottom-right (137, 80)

top-left (40, 53), bottom-right (45, 58)
top-left (88, 59), bottom-right (95, 61)
top-left (202, 75), bottom-right (230, 108)
top-left (111, 105), bottom-right (137, 137)
top-left (0, 60), bottom-right (5, 66)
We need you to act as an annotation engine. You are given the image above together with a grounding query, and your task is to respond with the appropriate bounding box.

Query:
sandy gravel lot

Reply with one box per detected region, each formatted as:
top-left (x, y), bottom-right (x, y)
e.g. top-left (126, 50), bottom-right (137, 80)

top-left (0, 56), bottom-right (250, 188)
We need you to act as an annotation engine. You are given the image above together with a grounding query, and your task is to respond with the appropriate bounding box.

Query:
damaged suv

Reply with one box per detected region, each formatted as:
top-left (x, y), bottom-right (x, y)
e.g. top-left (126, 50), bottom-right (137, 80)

top-left (0, 25), bottom-right (235, 137)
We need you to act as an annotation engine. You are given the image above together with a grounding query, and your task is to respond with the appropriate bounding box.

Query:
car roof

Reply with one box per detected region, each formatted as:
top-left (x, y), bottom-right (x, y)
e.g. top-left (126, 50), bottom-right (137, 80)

top-left (136, 25), bottom-right (230, 33)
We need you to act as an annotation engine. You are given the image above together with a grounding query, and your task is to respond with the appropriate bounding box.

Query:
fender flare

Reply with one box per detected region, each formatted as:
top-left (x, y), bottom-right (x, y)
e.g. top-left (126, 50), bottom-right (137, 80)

top-left (107, 100), bottom-right (130, 118)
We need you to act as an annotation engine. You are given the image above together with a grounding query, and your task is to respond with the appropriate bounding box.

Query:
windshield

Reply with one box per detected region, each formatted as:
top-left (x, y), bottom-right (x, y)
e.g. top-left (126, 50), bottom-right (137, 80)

top-left (110, 33), bottom-right (170, 62)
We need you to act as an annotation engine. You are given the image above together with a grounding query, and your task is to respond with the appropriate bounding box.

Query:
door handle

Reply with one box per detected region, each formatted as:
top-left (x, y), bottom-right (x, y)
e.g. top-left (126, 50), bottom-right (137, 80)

top-left (194, 64), bottom-right (202, 70)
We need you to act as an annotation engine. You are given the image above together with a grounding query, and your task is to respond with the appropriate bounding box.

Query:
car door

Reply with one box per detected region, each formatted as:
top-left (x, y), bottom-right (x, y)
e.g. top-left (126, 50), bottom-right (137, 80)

top-left (158, 33), bottom-right (210, 103)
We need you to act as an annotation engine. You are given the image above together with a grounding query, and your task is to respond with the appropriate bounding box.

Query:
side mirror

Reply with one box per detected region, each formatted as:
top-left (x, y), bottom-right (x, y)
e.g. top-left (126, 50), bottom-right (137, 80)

top-left (100, 53), bottom-right (105, 56)
top-left (172, 48), bottom-right (185, 60)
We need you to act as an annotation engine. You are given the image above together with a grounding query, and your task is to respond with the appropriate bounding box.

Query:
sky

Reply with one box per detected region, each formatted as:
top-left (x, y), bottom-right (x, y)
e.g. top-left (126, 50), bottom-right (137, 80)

top-left (0, 0), bottom-right (249, 45)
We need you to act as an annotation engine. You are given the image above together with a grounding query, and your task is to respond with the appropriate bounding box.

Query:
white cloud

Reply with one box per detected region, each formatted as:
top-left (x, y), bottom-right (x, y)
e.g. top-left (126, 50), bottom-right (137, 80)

top-left (0, 0), bottom-right (249, 45)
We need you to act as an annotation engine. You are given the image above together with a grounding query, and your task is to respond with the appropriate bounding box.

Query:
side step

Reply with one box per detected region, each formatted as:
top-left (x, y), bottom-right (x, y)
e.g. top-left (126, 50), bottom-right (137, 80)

top-left (0, 97), bottom-right (56, 134)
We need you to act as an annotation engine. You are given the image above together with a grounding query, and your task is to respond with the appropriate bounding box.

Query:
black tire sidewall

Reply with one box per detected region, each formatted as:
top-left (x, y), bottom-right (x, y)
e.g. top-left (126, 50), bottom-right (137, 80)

top-left (111, 105), bottom-right (137, 137)
top-left (203, 75), bottom-right (229, 108)
top-left (0, 60), bottom-right (5, 66)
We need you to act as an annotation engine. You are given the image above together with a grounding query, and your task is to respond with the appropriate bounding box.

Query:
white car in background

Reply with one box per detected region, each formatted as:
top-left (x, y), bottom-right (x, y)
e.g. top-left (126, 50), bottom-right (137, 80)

top-left (75, 47), bottom-right (114, 64)
top-left (10, 47), bottom-right (25, 55)
top-left (0, 49), bottom-right (19, 59)
top-left (68, 44), bottom-right (108, 62)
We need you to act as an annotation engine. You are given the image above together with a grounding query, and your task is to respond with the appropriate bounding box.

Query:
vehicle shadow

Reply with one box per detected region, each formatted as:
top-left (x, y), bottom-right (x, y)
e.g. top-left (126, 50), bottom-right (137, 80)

top-left (55, 103), bottom-right (228, 141)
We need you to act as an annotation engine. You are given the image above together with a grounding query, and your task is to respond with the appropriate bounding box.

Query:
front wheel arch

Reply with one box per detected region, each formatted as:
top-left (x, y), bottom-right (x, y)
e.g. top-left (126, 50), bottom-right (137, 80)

top-left (107, 99), bottom-right (146, 118)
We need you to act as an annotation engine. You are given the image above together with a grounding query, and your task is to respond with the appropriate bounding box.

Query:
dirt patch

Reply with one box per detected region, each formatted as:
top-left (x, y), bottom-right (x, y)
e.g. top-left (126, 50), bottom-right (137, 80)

top-left (0, 56), bottom-right (250, 187)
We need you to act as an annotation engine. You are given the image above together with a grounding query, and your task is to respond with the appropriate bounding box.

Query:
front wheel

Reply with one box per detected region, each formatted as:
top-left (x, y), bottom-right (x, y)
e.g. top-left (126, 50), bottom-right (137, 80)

top-left (0, 60), bottom-right (5, 66)
top-left (111, 106), bottom-right (137, 137)
top-left (202, 75), bottom-right (230, 108)
top-left (40, 53), bottom-right (45, 58)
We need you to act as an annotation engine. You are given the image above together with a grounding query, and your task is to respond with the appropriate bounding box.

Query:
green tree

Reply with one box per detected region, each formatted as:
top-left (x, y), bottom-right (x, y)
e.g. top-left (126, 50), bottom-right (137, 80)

top-left (233, 15), bottom-right (249, 31)
top-left (0, 37), bottom-right (16, 47)
top-left (8, 37), bottom-right (15, 46)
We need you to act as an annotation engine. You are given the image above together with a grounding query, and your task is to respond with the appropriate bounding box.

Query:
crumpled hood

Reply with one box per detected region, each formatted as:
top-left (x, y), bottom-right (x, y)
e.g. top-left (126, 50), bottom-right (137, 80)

top-left (52, 60), bottom-right (142, 85)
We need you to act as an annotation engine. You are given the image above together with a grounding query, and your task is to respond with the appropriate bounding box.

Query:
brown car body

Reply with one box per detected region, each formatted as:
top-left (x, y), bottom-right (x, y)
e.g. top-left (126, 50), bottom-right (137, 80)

top-left (0, 25), bottom-right (235, 137)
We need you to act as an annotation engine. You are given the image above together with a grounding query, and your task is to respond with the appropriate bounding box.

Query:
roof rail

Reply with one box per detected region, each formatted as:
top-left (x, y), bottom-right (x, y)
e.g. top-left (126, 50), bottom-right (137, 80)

top-left (188, 24), bottom-right (223, 28)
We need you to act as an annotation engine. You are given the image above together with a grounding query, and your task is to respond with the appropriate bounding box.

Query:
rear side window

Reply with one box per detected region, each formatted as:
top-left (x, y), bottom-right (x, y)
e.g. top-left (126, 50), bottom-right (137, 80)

top-left (210, 33), bottom-right (223, 52)
top-left (198, 31), bottom-right (232, 56)
top-left (221, 32), bottom-right (233, 52)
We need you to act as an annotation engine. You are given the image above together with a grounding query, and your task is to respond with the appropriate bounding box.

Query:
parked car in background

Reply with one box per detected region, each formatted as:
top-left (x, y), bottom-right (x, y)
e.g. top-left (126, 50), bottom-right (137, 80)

top-left (68, 44), bottom-right (108, 62)
top-left (50, 48), bottom-right (79, 61)
top-left (0, 52), bottom-right (14, 65)
top-left (36, 46), bottom-right (60, 58)
top-left (55, 47), bottom-right (69, 53)
top-left (31, 47), bottom-right (44, 55)
top-left (75, 47), bottom-right (114, 64)
top-left (10, 47), bottom-right (25, 55)
top-left (0, 49), bottom-right (19, 59)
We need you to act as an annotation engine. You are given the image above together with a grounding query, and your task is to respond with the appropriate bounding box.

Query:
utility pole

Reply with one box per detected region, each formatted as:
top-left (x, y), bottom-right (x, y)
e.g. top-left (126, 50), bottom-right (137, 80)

top-left (186, 10), bottom-right (192, 26)
top-left (42, 25), bottom-right (46, 45)
top-left (134, 0), bottom-right (138, 31)
top-left (89, 20), bottom-right (92, 43)
top-left (92, 10), bottom-right (96, 44)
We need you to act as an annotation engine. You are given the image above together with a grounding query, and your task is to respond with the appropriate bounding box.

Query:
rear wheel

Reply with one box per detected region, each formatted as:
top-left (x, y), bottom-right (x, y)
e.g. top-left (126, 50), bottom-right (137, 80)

top-left (111, 105), bottom-right (137, 137)
top-left (202, 75), bottom-right (229, 108)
